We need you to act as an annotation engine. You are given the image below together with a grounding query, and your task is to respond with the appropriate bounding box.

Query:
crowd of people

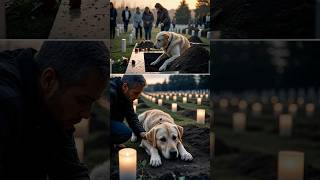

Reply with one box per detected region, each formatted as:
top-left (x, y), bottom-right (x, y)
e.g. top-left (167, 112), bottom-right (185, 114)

top-left (110, 3), bottom-right (170, 40)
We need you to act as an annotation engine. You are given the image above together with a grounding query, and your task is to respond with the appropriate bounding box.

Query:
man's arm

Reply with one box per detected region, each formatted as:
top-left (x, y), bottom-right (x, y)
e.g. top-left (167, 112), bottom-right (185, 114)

top-left (124, 102), bottom-right (145, 136)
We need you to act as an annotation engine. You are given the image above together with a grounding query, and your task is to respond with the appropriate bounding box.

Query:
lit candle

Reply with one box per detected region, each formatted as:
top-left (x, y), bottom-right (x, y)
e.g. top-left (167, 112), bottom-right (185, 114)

top-left (305, 103), bottom-right (315, 117)
top-left (238, 100), bottom-right (247, 111)
top-left (278, 151), bottom-right (304, 180)
top-left (188, 94), bottom-right (192, 98)
top-left (271, 96), bottom-right (279, 104)
top-left (119, 148), bottom-right (137, 180)
top-left (197, 97), bottom-right (202, 105)
top-left (233, 112), bottom-right (246, 132)
top-left (121, 39), bottom-right (126, 53)
top-left (288, 104), bottom-right (298, 115)
top-left (172, 103), bottom-right (177, 112)
top-left (133, 99), bottom-right (138, 106)
top-left (173, 96), bottom-right (177, 101)
top-left (197, 109), bottom-right (206, 124)
top-left (205, 94), bottom-right (209, 98)
top-left (133, 105), bottom-right (137, 113)
top-left (166, 95), bottom-right (170, 100)
top-left (158, 99), bottom-right (163, 106)
top-left (279, 114), bottom-right (292, 137)
top-left (219, 98), bottom-right (229, 109)
top-left (274, 103), bottom-right (283, 116)
top-left (252, 102), bottom-right (262, 116)
top-left (152, 97), bottom-right (156, 103)
top-left (183, 97), bottom-right (187, 103)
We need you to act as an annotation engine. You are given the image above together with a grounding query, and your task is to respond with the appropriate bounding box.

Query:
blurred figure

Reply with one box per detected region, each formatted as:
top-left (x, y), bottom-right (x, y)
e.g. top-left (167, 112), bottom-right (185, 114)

top-left (122, 6), bottom-right (131, 33)
top-left (172, 16), bottom-right (176, 30)
top-left (133, 7), bottom-right (143, 39)
top-left (154, 3), bottom-right (171, 31)
top-left (142, 7), bottom-right (154, 40)
top-left (110, 2), bottom-right (117, 39)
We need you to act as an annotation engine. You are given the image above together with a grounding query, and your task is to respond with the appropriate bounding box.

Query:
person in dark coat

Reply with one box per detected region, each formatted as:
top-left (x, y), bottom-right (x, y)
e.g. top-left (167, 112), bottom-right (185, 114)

top-left (154, 3), bottom-right (171, 31)
top-left (0, 41), bottom-right (109, 180)
top-left (110, 75), bottom-right (146, 145)
top-left (110, 2), bottom-right (117, 39)
top-left (142, 7), bottom-right (154, 40)
top-left (122, 6), bottom-right (131, 33)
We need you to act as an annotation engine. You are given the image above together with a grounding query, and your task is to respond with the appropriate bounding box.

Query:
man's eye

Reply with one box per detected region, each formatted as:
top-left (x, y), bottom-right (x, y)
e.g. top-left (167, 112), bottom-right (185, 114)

top-left (172, 136), bottom-right (176, 140)
top-left (160, 138), bottom-right (166, 142)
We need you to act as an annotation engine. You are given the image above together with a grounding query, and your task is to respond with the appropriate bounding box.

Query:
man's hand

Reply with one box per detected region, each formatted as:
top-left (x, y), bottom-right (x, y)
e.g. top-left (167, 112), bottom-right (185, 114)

top-left (140, 132), bottom-right (147, 139)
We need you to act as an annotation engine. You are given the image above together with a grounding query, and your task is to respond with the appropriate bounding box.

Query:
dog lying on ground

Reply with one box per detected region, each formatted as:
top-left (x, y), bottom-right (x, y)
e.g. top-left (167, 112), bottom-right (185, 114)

top-left (151, 31), bottom-right (190, 71)
top-left (131, 109), bottom-right (193, 167)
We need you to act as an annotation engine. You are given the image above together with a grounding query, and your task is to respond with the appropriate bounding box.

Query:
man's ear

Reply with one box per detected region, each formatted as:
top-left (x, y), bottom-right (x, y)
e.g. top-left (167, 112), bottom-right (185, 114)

top-left (40, 67), bottom-right (59, 98)
top-left (175, 125), bottom-right (184, 143)
top-left (146, 127), bottom-right (157, 147)
top-left (122, 83), bottom-right (129, 93)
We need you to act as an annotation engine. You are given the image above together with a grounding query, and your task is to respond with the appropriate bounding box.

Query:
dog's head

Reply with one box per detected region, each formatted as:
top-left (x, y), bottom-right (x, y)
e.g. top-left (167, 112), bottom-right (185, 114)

top-left (154, 31), bottom-right (171, 49)
top-left (145, 121), bottom-right (184, 159)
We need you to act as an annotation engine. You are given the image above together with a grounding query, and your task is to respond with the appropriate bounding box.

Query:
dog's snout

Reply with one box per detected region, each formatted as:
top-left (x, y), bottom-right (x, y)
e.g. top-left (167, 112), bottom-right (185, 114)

top-left (169, 150), bottom-right (178, 159)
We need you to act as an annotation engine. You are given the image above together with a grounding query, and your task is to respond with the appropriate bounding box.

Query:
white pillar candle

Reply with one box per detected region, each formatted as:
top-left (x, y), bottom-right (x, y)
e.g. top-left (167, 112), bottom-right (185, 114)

top-left (116, 28), bottom-right (120, 37)
top-left (205, 94), bottom-right (209, 98)
top-left (238, 100), bottom-right (247, 111)
top-left (305, 103), bottom-right (315, 116)
top-left (173, 95), bottom-right (177, 101)
top-left (297, 97), bottom-right (305, 106)
top-left (233, 112), bottom-right (246, 132)
top-left (279, 114), bottom-right (293, 137)
top-left (288, 103), bottom-right (298, 115)
top-left (119, 148), bottom-right (137, 180)
top-left (197, 109), bottom-right (206, 124)
top-left (75, 138), bottom-right (84, 162)
top-left (206, 31), bottom-right (211, 39)
top-left (129, 34), bottom-right (133, 44)
top-left (186, 29), bottom-right (189, 35)
top-left (133, 105), bottom-right (137, 113)
top-left (197, 97), bottom-right (202, 105)
top-left (271, 96), bottom-right (279, 104)
top-left (219, 99), bottom-right (229, 109)
top-left (166, 95), bottom-right (170, 100)
top-left (172, 103), bottom-right (177, 112)
top-left (252, 102), bottom-right (263, 116)
top-left (183, 97), bottom-right (187, 103)
top-left (158, 99), bottom-right (163, 106)
top-left (278, 151), bottom-right (304, 180)
top-left (188, 94), bottom-right (192, 98)
top-left (133, 99), bottom-right (138, 106)
top-left (192, 30), bottom-right (195, 36)
top-left (121, 39), bottom-right (126, 53)
top-left (274, 103), bottom-right (283, 116)
top-left (152, 97), bottom-right (156, 103)
top-left (198, 30), bottom-right (202, 37)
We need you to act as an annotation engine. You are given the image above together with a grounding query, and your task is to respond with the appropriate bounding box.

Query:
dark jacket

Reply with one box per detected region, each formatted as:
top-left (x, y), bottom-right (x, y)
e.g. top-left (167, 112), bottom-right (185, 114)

top-left (0, 49), bottom-right (89, 180)
top-left (156, 8), bottom-right (171, 26)
top-left (142, 11), bottom-right (154, 28)
top-left (122, 9), bottom-right (131, 22)
top-left (110, 77), bottom-right (145, 136)
top-left (110, 8), bottom-right (117, 26)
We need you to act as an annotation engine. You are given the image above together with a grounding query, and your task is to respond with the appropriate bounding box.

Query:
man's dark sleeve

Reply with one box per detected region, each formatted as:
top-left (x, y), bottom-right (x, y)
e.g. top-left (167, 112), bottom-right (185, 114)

top-left (163, 10), bottom-right (171, 25)
top-left (124, 102), bottom-right (145, 136)
top-left (155, 11), bottom-right (160, 26)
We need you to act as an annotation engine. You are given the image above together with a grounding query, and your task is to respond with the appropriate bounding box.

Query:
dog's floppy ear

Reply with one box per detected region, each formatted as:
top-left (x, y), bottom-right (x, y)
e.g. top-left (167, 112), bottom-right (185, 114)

top-left (163, 32), bottom-right (170, 40)
top-left (175, 125), bottom-right (184, 143)
top-left (146, 127), bottom-right (157, 147)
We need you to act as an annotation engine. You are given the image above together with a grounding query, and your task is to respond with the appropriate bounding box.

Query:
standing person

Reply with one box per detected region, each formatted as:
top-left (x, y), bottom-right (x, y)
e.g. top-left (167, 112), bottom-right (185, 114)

top-left (142, 7), bottom-right (154, 40)
top-left (110, 2), bottom-right (117, 39)
top-left (122, 6), bottom-right (131, 33)
top-left (0, 41), bottom-right (109, 180)
top-left (172, 16), bottom-right (176, 30)
top-left (133, 7), bottom-right (143, 40)
top-left (110, 75), bottom-right (147, 146)
top-left (154, 3), bottom-right (171, 31)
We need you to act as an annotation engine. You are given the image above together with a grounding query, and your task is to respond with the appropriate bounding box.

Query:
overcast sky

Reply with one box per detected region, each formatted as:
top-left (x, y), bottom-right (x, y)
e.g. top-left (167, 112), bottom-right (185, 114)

top-left (111, 0), bottom-right (197, 10)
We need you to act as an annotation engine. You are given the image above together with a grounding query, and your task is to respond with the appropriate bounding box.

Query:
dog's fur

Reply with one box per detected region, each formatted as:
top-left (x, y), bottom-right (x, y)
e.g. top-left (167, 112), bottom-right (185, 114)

top-left (131, 109), bottom-right (193, 167)
top-left (151, 31), bottom-right (190, 71)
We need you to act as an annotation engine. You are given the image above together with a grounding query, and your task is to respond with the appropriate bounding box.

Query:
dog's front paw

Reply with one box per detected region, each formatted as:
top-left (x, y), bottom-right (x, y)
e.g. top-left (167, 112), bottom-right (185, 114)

top-left (180, 151), bottom-right (193, 161)
top-left (150, 60), bottom-right (158, 66)
top-left (150, 155), bottom-right (162, 167)
top-left (130, 133), bottom-right (137, 142)
top-left (159, 64), bottom-right (167, 71)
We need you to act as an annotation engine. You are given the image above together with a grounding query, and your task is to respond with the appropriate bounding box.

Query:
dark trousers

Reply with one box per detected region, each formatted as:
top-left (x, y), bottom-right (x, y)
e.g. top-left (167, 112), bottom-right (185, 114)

top-left (123, 20), bottom-right (129, 32)
top-left (135, 25), bottom-right (142, 39)
top-left (144, 26), bottom-right (152, 40)
top-left (161, 23), bottom-right (170, 31)
top-left (110, 22), bottom-right (116, 39)
top-left (111, 120), bottom-right (132, 144)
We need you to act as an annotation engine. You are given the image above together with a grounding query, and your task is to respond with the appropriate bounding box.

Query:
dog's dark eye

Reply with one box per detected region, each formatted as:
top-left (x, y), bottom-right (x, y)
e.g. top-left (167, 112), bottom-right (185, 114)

top-left (160, 137), bottom-right (166, 142)
top-left (172, 136), bottom-right (177, 140)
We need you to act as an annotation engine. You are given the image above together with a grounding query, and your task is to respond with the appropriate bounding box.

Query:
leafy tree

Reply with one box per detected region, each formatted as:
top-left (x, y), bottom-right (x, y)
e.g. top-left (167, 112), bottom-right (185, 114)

top-left (175, 0), bottom-right (191, 24)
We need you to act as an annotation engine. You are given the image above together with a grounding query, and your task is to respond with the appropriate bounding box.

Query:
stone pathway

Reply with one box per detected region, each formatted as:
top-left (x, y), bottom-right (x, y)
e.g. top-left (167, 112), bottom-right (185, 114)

top-left (49, 0), bottom-right (108, 39)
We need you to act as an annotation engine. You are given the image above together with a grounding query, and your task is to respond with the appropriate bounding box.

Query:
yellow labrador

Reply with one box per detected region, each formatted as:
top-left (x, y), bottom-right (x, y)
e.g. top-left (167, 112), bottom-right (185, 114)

top-left (131, 109), bottom-right (193, 167)
top-left (151, 31), bottom-right (190, 71)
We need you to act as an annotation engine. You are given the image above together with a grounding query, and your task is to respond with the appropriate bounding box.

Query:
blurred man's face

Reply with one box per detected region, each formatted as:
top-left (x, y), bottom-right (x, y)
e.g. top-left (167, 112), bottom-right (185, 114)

top-left (122, 83), bottom-right (144, 102)
top-left (40, 68), bottom-right (106, 130)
